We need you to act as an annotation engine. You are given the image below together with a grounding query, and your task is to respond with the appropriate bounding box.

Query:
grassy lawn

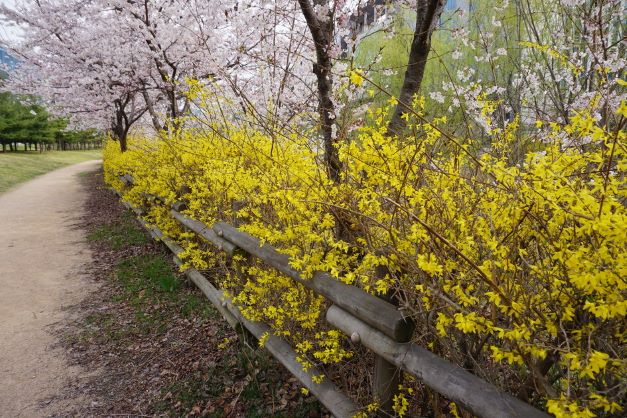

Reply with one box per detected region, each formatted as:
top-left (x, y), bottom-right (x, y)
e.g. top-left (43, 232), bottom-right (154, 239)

top-left (0, 150), bottom-right (102, 193)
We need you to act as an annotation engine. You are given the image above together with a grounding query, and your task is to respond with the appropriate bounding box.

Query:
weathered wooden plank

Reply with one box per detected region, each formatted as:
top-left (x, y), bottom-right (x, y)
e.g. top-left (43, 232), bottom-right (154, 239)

top-left (148, 225), bottom-right (186, 256)
top-left (140, 191), bottom-right (166, 204)
top-left (119, 174), bottom-right (135, 186)
top-left (170, 210), bottom-right (239, 256)
top-left (169, 257), bottom-right (358, 418)
top-left (118, 197), bottom-right (184, 257)
top-left (142, 221), bottom-right (161, 241)
top-left (372, 265), bottom-right (403, 416)
top-left (126, 203), bottom-right (241, 333)
top-left (373, 356), bottom-right (400, 416)
top-left (212, 221), bottom-right (414, 342)
top-left (326, 305), bottom-right (550, 418)
top-left (172, 201), bottom-right (188, 212)
top-left (221, 296), bottom-right (358, 418)
top-left (147, 212), bottom-right (374, 416)
top-left (120, 200), bottom-right (145, 217)
top-left (171, 257), bottom-right (240, 330)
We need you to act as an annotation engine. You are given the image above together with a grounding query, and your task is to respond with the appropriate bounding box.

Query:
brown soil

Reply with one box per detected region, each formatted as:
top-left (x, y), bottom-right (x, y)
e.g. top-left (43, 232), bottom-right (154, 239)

top-left (54, 169), bottom-right (325, 417)
top-left (0, 160), bottom-right (101, 417)
top-left (0, 163), bottom-right (324, 417)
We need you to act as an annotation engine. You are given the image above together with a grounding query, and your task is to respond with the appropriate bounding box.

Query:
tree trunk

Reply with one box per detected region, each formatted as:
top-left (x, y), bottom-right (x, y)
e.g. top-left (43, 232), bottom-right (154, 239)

top-left (297, 0), bottom-right (341, 182)
top-left (387, 0), bottom-right (446, 137)
top-left (113, 96), bottom-right (136, 152)
top-left (141, 88), bottom-right (163, 132)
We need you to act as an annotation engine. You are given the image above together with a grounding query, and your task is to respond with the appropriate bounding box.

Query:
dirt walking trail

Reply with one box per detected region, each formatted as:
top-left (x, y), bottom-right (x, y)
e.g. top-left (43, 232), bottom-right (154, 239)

top-left (0, 160), bottom-right (101, 417)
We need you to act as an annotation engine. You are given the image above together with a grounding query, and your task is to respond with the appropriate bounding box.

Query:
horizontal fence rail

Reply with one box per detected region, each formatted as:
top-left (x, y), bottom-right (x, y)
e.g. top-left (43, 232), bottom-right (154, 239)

top-left (211, 220), bottom-right (415, 343)
top-left (113, 174), bottom-right (550, 418)
top-left (326, 306), bottom-right (547, 418)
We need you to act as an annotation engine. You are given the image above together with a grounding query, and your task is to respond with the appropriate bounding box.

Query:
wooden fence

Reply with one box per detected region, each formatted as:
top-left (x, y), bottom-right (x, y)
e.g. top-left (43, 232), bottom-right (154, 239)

top-left (115, 174), bottom-right (550, 418)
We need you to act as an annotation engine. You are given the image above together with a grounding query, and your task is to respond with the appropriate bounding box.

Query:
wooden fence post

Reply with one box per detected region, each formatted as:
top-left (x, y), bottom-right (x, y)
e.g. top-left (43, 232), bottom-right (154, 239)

top-left (374, 356), bottom-right (401, 415)
top-left (372, 264), bottom-right (407, 416)
top-left (117, 180), bottom-right (551, 418)
top-left (228, 199), bottom-right (258, 348)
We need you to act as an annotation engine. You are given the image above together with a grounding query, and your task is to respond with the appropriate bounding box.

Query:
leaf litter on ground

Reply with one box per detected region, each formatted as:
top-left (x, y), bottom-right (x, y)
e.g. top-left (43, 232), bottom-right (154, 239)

top-left (51, 169), bottom-right (327, 418)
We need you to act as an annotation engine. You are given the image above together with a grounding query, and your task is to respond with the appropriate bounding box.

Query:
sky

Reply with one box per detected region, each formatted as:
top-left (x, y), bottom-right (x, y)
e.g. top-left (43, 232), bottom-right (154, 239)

top-left (0, 0), bottom-right (24, 44)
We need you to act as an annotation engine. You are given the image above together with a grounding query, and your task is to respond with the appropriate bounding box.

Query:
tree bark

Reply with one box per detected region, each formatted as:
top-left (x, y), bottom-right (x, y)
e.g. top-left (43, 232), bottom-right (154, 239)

top-left (114, 98), bottom-right (128, 152)
top-left (297, 0), bottom-right (341, 182)
top-left (112, 93), bottom-right (147, 152)
top-left (141, 87), bottom-right (163, 132)
top-left (387, 0), bottom-right (446, 137)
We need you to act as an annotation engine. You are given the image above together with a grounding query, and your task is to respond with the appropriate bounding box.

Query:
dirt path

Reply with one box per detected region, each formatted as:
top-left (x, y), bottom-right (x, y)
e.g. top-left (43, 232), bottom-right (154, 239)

top-left (0, 160), bottom-right (101, 417)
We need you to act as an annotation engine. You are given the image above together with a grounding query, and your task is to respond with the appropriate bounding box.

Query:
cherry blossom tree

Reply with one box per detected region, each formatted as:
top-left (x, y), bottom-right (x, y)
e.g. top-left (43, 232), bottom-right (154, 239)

top-left (4, 0), bottom-right (620, 158)
top-left (0, 0), bottom-right (150, 149)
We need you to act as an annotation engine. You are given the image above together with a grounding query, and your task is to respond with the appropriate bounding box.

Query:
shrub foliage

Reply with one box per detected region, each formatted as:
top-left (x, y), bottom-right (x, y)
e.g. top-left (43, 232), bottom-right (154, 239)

top-left (104, 94), bottom-right (626, 417)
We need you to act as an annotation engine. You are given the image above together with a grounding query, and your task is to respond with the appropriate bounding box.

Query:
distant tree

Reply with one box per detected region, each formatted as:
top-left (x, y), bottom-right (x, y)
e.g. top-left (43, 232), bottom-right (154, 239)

top-left (0, 92), bottom-right (96, 152)
top-left (0, 93), bottom-right (53, 151)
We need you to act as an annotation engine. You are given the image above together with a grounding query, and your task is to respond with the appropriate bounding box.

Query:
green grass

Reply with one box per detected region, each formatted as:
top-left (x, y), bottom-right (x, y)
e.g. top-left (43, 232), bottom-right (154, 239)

top-left (117, 254), bottom-right (181, 300)
top-left (88, 208), bottom-right (216, 330)
top-left (85, 205), bottom-right (323, 416)
top-left (0, 149), bottom-right (102, 193)
top-left (87, 211), bottom-right (148, 250)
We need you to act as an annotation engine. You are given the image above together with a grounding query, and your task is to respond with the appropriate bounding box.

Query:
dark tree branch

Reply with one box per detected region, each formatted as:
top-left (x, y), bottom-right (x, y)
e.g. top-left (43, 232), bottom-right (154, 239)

top-left (388, 0), bottom-right (446, 137)
top-left (297, 0), bottom-right (341, 182)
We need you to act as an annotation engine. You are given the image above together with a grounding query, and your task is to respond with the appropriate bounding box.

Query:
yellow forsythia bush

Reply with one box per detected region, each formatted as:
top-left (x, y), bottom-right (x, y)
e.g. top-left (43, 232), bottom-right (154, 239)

top-left (104, 95), bottom-right (626, 417)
